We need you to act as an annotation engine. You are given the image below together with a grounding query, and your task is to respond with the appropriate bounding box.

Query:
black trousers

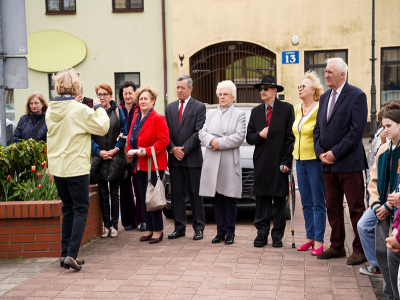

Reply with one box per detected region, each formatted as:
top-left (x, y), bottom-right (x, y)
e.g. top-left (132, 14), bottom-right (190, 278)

top-left (169, 166), bottom-right (205, 232)
top-left (98, 180), bottom-right (120, 230)
top-left (54, 174), bottom-right (89, 259)
top-left (136, 170), bottom-right (164, 232)
top-left (212, 192), bottom-right (237, 236)
top-left (254, 195), bottom-right (286, 240)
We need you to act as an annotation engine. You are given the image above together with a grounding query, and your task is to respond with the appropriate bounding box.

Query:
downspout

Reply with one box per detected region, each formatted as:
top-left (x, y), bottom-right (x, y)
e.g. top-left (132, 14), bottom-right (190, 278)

top-left (162, 0), bottom-right (168, 109)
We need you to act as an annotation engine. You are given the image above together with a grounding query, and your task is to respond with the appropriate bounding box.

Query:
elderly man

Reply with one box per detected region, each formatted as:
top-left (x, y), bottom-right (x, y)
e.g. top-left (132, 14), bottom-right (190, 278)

top-left (313, 57), bottom-right (368, 265)
top-left (165, 75), bottom-right (206, 240)
top-left (247, 75), bottom-right (295, 248)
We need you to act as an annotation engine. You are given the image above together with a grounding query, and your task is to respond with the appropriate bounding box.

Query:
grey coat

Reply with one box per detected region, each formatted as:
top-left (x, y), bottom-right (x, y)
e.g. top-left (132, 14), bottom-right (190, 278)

top-left (199, 105), bottom-right (246, 198)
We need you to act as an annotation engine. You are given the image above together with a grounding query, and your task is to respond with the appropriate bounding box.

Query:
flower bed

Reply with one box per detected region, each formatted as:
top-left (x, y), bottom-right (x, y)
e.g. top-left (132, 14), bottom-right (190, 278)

top-left (0, 185), bottom-right (102, 259)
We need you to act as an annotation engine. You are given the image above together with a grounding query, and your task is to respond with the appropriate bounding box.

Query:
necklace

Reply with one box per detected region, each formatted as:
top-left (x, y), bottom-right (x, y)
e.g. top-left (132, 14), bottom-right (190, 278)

top-left (302, 101), bottom-right (316, 116)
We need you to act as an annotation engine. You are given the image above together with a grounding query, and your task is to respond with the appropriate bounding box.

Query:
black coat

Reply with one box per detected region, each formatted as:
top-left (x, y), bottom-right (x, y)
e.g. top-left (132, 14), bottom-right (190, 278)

top-left (246, 99), bottom-right (295, 197)
top-left (165, 97), bottom-right (206, 168)
top-left (13, 112), bottom-right (47, 143)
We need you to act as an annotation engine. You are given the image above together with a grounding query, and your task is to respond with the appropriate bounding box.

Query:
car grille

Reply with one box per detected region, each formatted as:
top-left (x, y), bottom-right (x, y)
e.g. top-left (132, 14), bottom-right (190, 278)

top-left (242, 168), bottom-right (254, 196)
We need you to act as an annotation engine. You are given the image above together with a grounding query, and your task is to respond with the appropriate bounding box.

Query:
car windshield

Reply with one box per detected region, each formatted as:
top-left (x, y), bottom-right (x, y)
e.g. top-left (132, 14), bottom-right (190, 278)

top-left (205, 106), bottom-right (254, 145)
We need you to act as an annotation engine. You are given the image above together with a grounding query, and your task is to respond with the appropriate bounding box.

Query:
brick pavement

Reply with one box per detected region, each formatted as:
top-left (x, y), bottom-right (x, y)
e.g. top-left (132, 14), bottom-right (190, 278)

top-left (0, 190), bottom-right (378, 299)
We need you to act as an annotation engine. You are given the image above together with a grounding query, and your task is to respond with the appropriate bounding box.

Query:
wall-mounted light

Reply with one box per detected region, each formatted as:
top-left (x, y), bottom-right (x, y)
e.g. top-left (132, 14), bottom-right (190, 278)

top-left (291, 36), bottom-right (299, 45)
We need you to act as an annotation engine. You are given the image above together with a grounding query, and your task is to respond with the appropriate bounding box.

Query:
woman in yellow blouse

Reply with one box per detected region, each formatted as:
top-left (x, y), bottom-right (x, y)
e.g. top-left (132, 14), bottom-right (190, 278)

top-left (293, 70), bottom-right (326, 256)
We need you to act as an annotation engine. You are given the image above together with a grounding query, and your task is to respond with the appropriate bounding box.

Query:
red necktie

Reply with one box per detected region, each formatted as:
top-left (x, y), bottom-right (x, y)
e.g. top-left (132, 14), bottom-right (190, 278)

top-left (178, 100), bottom-right (185, 124)
top-left (266, 105), bottom-right (272, 126)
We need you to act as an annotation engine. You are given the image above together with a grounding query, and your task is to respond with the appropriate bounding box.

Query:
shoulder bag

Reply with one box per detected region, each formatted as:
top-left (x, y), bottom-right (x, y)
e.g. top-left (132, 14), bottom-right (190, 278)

top-left (145, 146), bottom-right (166, 211)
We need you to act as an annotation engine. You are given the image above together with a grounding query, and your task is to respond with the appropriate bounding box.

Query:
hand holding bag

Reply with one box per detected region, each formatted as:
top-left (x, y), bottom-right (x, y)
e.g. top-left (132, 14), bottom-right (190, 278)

top-left (145, 146), bottom-right (166, 211)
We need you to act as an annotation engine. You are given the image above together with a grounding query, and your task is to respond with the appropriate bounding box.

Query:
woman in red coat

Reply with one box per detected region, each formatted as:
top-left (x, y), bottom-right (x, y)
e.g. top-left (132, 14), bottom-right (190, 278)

top-left (127, 85), bottom-right (169, 244)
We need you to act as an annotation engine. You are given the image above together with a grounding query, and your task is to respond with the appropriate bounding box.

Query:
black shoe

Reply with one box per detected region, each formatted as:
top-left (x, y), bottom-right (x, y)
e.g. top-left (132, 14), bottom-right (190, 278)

top-left (272, 238), bottom-right (283, 248)
top-left (212, 235), bottom-right (225, 243)
top-left (64, 256), bottom-right (82, 271)
top-left (193, 231), bottom-right (203, 240)
top-left (254, 233), bottom-right (268, 247)
top-left (225, 235), bottom-right (234, 245)
top-left (168, 229), bottom-right (186, 239)
top-left (60, 257), bottom-right (85, 269)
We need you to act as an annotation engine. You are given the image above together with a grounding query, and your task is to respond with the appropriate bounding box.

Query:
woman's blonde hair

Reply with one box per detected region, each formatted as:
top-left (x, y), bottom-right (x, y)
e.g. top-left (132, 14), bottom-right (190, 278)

top-left (25, 91), bottom-right (48, 114)
top-left (302, 70), bottom-right (324, 101)
top-left (52, 68), bottom-right (81, 96)
top-left (134, 85), bottom-right (158, 106)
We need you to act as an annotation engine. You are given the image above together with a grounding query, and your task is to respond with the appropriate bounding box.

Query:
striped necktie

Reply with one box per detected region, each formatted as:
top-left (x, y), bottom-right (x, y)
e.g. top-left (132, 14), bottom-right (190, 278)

top-left (266, 105), bottom-right (272, 126)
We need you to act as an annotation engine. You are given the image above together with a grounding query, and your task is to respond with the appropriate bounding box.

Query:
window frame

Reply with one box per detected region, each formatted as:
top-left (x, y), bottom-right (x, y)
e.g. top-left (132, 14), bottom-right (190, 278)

top-left (114, 72), bottom-right (141, 104)
top-left (45, 0), bottom-right (76, 15)
top-left (380, 47), bottom-right (400, 106)
top-left (304, 49), bottom-right (348, 73)
top-left (112, 0), bottom-right (144, 13)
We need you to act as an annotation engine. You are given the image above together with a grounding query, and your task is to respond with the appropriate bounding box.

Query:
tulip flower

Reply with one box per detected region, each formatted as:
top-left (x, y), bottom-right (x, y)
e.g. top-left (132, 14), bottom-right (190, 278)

top-left (31, 166), bottom-right (36, 172)
top-left (36, 172), bottom-right (40, 178)
top-left (49, 177), bottom-right (53, 182)
top-left (41, 161), bottom-right (47, 168)
top-left (7, 175), bottom-right (11, 182)
top-left (38, 184), bottom-right (42, 188)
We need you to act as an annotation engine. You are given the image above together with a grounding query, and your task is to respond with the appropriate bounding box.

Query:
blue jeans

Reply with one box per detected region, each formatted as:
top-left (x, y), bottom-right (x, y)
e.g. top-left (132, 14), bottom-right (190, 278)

top-left (296, 159), bottom-right (326, 242)
top-left (357, 208), bottom-right (378, 267)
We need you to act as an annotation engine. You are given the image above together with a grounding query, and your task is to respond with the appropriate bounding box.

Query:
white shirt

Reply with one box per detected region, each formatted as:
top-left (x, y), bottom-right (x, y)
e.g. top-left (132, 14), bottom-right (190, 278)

top-left (326, 81), bottom-right (345, 120)
top-left (178, 96), bottom-right (191, 114)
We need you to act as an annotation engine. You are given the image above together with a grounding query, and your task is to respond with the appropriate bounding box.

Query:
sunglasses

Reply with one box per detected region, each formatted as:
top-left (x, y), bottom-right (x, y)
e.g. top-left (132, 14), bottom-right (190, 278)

top-left (258, 86), bottom-right (275, 92)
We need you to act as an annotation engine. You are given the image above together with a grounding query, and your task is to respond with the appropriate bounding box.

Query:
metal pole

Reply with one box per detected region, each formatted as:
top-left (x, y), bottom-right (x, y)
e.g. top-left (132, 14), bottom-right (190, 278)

top-left (0, 1), bottom-right (6, 147)
top-left (369, 0), bottom-right (377, 142)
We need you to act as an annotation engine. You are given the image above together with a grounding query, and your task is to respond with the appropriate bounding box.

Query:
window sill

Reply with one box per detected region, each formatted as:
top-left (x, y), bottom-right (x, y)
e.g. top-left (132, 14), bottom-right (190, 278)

top-left (45, 12), bottom-right (76, 15)
top-left (112, 9), bottom-right (144, 13)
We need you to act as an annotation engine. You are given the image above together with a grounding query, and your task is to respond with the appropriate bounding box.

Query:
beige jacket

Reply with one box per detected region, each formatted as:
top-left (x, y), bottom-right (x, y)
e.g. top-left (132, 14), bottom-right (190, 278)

top-left (46, 100), bottom-right (109, 178)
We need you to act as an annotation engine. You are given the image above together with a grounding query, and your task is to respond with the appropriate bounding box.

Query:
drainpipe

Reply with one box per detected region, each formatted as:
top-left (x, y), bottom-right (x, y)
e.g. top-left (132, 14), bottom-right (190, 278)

top-left (162, 0), bottom-right (168, 109)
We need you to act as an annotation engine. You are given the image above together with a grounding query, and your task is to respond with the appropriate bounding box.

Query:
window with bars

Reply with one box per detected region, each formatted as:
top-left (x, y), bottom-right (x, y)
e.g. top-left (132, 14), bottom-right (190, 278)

top-left (46, 0), bottom-right (76, 14)
top-left (115, 73), bottom-right (140, 104)
top-left (381, 47), bottom-right (400, 105)
top-left (304, 50), bottom-right (348, 92)
top-left (112, 0), bottom-right (144, 12)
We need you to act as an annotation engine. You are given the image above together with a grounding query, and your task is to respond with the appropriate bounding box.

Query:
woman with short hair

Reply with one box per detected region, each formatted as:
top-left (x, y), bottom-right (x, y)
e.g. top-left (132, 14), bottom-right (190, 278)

top-left (293, 70), bottom-right (326, 255)
top-left (13, 91), bottom-right (48, 143)
top-left (199, 80), bottom-right (246, 245)
top-left (126, 85), bottom-right (169, 244)
top-left (91, 84), bottom-right (127, 239)
top-left (118, 81), bottom-right (146, 231)
top-left (46, 68), bottom-right (109, 271)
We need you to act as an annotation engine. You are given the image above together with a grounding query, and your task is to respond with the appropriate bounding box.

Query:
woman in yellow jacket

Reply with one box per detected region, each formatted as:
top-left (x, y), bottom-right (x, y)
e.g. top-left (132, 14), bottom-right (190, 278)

top-left (293, 70), bottom-right (326, 256)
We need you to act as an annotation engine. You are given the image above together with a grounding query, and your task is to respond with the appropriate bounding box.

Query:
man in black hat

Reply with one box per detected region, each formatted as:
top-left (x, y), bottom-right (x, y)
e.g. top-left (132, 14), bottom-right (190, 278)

top-left (246, 75), bottom-right (295, 248)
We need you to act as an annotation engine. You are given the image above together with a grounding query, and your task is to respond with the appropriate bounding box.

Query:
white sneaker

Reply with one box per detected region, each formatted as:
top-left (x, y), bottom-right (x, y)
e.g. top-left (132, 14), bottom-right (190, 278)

top-left (110, 227), bottom-right (118, 238)
top-left (101, 227), bottom-right (110, 238)
top-left (359, 266), bottom-right (382, 277)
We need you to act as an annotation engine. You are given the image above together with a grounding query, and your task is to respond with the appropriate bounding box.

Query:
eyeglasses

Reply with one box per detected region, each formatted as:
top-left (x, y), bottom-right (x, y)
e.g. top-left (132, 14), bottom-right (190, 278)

top-left (258, 86), bottom-right (274, 92)
top-left (97, 93), bottom-right (109, 98)
top-left (297, 85), bottom-right (312, 91)
top-left (218, 93), bottom-right (231, 97)
top-left (29, 102), bottom-right (41, 106)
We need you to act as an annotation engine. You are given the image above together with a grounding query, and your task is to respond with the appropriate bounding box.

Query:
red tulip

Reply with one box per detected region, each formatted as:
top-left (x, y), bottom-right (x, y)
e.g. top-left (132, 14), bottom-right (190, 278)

top-left (38, 184), bottom-right (42, 188)
top-left (31, 166), bottom-right (36, 172)
top-left (7, 175), bottom-right (11, 182)
top-left (41, 161), bottom-right (47, 168)
top-left (49, 177), bottom-right (53, 182)
top-left (36, 172), bottom-right (40, 178)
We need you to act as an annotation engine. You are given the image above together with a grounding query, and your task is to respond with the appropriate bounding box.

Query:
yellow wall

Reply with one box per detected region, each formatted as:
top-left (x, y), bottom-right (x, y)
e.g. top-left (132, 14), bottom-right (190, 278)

top-left (15, 0), bottom-right (173, 122)
top-left (171, 0), bottom-right (400, 120)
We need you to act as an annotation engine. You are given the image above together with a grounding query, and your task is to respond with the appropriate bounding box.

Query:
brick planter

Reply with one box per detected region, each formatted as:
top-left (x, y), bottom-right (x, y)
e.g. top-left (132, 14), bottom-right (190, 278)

top-left (0, 185), bottom-right (102, 259)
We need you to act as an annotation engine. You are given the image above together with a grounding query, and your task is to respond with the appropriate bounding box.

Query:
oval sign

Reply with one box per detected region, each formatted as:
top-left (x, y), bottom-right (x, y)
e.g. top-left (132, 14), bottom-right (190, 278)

top-left (27, 30), bottom-right (87, 73)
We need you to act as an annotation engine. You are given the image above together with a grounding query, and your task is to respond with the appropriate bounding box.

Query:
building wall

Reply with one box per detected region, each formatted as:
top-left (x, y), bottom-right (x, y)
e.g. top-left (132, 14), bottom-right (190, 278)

top-left (14, 0), bottom-right (173, 123)
top-left (171, 0), bottom-right (400, 120)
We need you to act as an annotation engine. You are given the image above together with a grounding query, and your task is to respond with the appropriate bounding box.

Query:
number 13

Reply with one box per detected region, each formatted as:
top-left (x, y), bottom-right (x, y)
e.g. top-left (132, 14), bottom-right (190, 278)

top-left (285, 55), bottom-right (296, 63)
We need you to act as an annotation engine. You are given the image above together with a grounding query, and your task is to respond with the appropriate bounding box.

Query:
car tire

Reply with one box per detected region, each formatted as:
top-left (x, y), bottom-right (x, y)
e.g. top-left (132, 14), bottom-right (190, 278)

top-left (286, 174), bottom-right (296, 220)
top-left (163, 207), bottom-right (174, 219)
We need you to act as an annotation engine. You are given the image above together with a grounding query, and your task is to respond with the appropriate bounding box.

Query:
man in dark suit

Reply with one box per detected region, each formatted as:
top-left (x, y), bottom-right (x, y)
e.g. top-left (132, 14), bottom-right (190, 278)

top-left (165, 75), bottom-right (206, 240)
top-left (313, 58), bottom-right (368, 265)
top-left (246, 75), bottom-right (295, 248)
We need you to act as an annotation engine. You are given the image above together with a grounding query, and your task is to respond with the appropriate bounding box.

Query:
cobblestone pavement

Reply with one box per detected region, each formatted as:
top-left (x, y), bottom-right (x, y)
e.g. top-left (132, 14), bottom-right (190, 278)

top-left (0, 189), bottom-right (379, 300)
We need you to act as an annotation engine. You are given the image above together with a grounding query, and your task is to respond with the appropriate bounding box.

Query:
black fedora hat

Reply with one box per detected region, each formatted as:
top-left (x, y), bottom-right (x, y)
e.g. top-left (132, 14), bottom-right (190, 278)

top-left (254, 75), bottom-right (284, 92)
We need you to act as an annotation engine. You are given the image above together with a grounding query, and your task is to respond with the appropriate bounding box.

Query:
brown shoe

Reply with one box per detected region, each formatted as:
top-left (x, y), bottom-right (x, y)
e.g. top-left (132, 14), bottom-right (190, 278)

top-left (347, 252), bottom-right (367, 265)
top-left (317, 247), bottom-right (346, 260)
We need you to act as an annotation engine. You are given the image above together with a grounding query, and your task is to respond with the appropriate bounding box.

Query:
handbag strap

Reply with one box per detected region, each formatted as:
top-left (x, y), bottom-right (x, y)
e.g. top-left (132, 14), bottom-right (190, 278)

top-left (147, 146), bottom-right (160, 182)
top-left (32, 115), bottom-right (45, 140)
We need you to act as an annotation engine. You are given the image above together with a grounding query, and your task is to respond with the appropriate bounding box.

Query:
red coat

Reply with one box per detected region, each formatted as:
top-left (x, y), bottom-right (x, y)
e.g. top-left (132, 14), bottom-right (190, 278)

top-left (127, 109), bottom-right (169, 172)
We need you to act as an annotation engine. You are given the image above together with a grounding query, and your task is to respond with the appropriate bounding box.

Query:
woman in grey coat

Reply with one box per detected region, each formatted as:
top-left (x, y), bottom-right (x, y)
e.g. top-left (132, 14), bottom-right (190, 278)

top-left (199, 80), bottom-right (246, 245)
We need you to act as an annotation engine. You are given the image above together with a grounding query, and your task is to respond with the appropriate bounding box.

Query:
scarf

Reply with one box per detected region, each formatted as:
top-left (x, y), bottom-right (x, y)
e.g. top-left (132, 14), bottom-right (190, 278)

top-left (130, 108), bottom-right (153, 170)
